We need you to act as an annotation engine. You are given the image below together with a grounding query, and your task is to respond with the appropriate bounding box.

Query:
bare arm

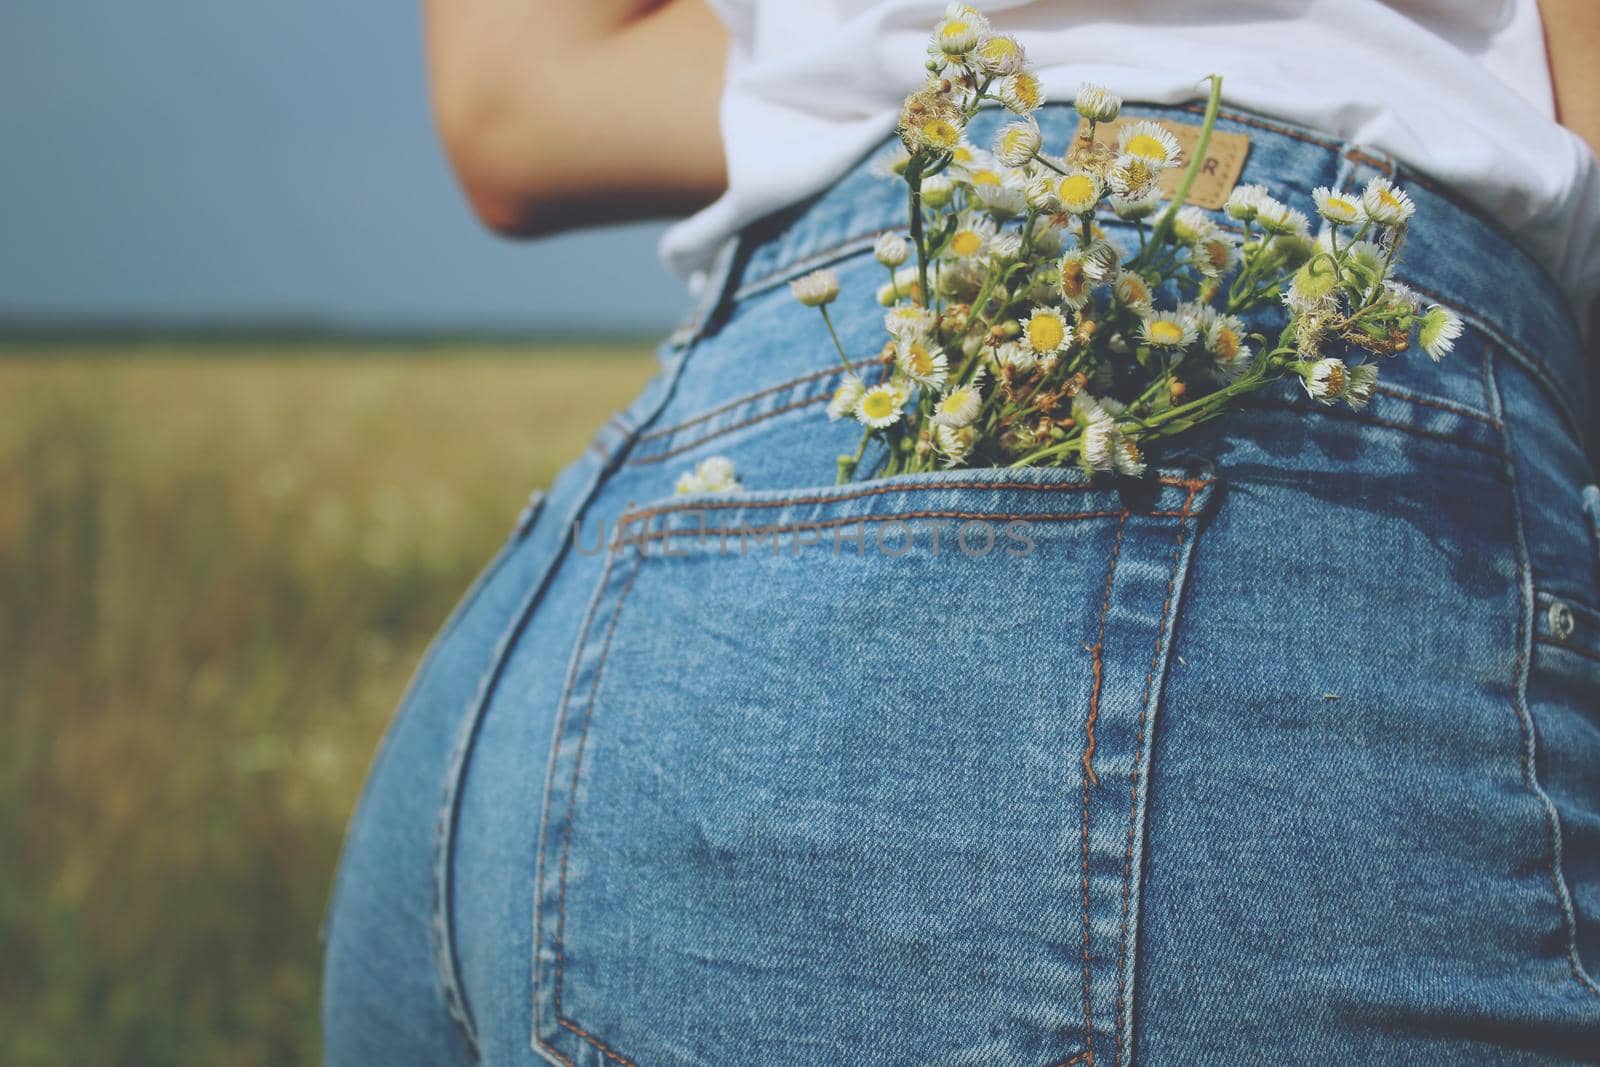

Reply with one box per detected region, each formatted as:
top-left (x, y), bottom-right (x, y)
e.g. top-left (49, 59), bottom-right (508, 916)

top-left (425, 0), bottom-right (728, 236)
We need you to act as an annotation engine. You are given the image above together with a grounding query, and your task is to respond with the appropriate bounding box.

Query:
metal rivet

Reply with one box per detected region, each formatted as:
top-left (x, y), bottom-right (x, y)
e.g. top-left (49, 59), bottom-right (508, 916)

top-left (1548, 599), bottom-right (1576, 641)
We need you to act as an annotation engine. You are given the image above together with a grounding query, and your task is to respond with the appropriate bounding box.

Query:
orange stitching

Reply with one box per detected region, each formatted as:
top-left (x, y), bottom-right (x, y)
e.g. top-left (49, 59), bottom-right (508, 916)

top-left (634, 363), bottom-right (852, 443)
top-left (1369, 382), bottom-right (1498, 426)
top-left (552, 552), bottom-right (654, 1064)
top-left (1114, 484), bottom-right (1198, 1066)
top-left (627, 393), bottom-right (831, 465)
top-left (1049, 1052), bottom-right (1092, 1067)
top-left (1078, 700), bottom-right (1097, 1066)
top-left (533, 538), bottom-right (627, 1046)
top-left (1084, 515), bottom-right (1127, 787)
top-left (557, 1016), bottom-right (644, 1067)
top-left (620, 477), bottom-right (1218, 529)
top-left (615, 508), bottom-right (1222, 548)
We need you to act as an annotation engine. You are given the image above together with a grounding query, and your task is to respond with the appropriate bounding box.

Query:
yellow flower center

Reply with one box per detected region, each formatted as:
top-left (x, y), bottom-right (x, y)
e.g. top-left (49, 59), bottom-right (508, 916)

top-left (907, 344), bottom-right (935, 375)
top-left (939, 390), bottom-right (972, 416)
top-left (979, 37), bottom-right (1018, 64)
top-left (921, 119), bottom-right (961, 149)
top-left (1203, 240), bottom-right (1230, 271)
top-left (1008, 73), bottom-right (1041, 109)
top-left (1377, 189), bottom-right (1403, 211)
top-left (940, 20), bottom-right (972, 40)
top-left (1027, 315), bottom-right (1066, 351)
top-left (950, 230), bottom-right (984, 257)
top-left (1059, 174), bottom-right (1097, 209)
top-left (1149, 320), bottom-right (1184, 345)
top-left (1000, 130), bottom-right (1033, 157)
top-left (970, 169), bottom-right (1002, 186)
top-left (1120, 278), bottom-right (1148, 304)
top-left (1125, 133), bottom-right (1168, 161)
top-left (1324, 365), bottom-right (1346, 393)
top-left (951, 146), bottom-right (974, 163)
top-left (1213, 328), bottom-right (1239, 359)
top-left (1061, 263), bottom-right (1088, 300)
top-left (862, 390), bottom-right (897, 419)
top-left (1327, 197), bottom-right (1358, 219)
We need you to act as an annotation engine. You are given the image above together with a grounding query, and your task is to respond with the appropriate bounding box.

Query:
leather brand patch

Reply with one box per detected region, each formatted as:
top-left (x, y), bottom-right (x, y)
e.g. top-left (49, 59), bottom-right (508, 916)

top-left (1072, 117), bottom-right (1251, 211)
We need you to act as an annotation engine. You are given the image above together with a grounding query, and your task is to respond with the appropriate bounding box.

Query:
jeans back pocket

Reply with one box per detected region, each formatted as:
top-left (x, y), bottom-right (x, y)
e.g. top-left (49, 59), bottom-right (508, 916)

top-left (531, 462), bottom-right (1221, 1067)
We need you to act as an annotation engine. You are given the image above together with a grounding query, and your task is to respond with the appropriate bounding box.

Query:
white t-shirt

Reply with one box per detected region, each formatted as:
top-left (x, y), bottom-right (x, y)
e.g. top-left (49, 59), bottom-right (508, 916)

top-left (660, 0), bottom-right (1600, 320)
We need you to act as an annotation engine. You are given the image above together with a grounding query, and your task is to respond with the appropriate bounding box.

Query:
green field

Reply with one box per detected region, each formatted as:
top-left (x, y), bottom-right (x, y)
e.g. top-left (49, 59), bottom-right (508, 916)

top-left (0, 347), bottom-right (657, 1066)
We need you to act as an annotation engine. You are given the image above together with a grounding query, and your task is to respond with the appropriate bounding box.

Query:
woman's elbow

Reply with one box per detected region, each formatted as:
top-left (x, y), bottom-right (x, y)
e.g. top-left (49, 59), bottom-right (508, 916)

top-left (431, 81), bottom-right (566, 237)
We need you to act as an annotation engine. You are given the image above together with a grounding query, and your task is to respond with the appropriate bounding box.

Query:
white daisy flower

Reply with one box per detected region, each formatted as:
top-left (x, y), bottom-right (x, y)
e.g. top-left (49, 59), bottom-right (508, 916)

top-left (1022, 305), bottom-right (1071, 355)
top-left (936, 423), bottom-right (979, 466)
top-left (913, 115), bottom-right (964, 153)
top-left (1199, 308), bottom-right (1253, 378)
top-left (945, 213), bottom-right (997, 259)
top-left (874, 232), bottom-right (910, 268)
top-left (855, 383), bottom-right (908, 429)
top-left (896, 337), bottom-right (950, 387)
top-left (1312, 186), bottom-right (1363, 226)
top-left (932, 13), bottom-right (984, 55)
top-left (1140, 308), bottom-right (1199, 348)
top-left (1173, 206), bottom-right (1217, 243)
top-left (999, 71), bottom-right (1044, 114)
top-left (994, 121), bottom-right (1042, 167)
top-left (974, 33), bottom-right (1025, 76)
top-left (1195, 233), bottom-right (1240, 278)
top-left (826, 374), bottom-right (867, 421)
top-left (1079, 411), bottom-right (1118, 471)
top-left (1224, 184), bottom-right (1271, 222)
top-left (1057, 249), bottom-right (1095, 310)
top-left (1075, 83), bottom-right (1122, 123)
top-left (885, 304), bottom-right (938, 339)
top-left (1383, 280), bottom-right (1422, 312)
top-left (870, 145), bottom-right (912, 180)
top-left (972, 175), bottom-right (1028, 219)
top-left (1345, 361), bottom-right (1379, 410)
top-left (1257, 200), bottom-right (1310, 238)
top-left (790, 268), bottom-right (840, 307)
top-left (1057, 169), bottom-right (1104, 215)
top-left (1113, 269), bottom-right (1153, 310)
top-left (1117, 120), bottom-right (1182, 169)
top-left (1300, 357), bottom-right (1351, 404)
top-left (988, 231), bottom-right (1024, 262)
top-left (947, 141), bottom-right (983, 169)
top-left (1081, 240), bottom-right (1121, 282)
top-left (675, 455), bottom-right (741, 495)
top-left (1024, 174), bottom-right (1059, 212)
top-left (1418, 304), bottom-right (1463, 361)
top-left (932, 377), bottom-right (985, 427)
top-left (1112, 432), bottom-right (1147, 477)
top-left (1112, 189), bottom-right (1163, 221)
top-left (921, 174), bottom-right (956, 209)
top-left (1108, 154), bottom-right (1161, 199)
top-left (1362, 176), bottom-right (1416, 226)
top-left (996, 340), bottom-right (1036, 371)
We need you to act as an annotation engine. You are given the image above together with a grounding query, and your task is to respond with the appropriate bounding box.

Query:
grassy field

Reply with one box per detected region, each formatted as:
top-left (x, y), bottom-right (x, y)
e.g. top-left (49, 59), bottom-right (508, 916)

top-left (0, 346), bottom-right (657, 1067)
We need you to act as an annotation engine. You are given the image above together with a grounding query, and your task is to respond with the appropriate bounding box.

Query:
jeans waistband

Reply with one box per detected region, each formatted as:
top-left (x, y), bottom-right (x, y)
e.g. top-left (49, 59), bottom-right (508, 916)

top-left (708, 99), bottom-right (1592, 454)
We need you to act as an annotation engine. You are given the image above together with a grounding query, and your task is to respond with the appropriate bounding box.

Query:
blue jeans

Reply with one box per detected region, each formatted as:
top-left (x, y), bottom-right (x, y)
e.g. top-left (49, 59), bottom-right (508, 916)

top-left (322, 101), bottom-right (1600, 1065)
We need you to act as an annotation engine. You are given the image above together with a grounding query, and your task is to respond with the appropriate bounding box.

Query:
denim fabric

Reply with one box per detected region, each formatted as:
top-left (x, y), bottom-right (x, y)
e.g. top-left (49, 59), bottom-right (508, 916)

top-left (322, 101), bottom-right (1600, 1066)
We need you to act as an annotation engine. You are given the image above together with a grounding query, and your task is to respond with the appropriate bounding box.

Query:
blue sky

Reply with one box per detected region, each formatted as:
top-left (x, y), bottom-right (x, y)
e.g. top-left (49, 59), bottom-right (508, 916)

top-left (0, 1), bottom-right (692, 335)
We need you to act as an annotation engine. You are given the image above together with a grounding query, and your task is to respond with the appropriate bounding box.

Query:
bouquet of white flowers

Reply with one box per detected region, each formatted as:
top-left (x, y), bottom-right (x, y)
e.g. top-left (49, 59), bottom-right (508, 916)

top-left (783, 2), bottom-right (1463, 486)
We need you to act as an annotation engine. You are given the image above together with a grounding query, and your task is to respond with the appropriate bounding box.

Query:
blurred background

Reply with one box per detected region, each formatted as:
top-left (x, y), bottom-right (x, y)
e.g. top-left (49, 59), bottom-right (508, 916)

top-left (1, 3), bottom-right (678, 1063)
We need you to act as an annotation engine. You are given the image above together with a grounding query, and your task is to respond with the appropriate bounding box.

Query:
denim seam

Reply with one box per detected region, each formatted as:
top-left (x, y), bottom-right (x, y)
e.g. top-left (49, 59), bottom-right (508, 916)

top-left (1114, 484), bottom-right (1202, 1067)
top-left (532, 534), bottom-right (631, 1067)
top-left (1485, 345), bottom-right (1600, 998)
top-left (626, 359), bottom-right (895, 466)
top-left (619, 476), bottom-right (1215, 528)
top-left (1079, 512), bottom-right (1128, 1067)
top-left (1534, 636), bottom-right (1600, 665)
top-left (617, 509), bottom-right (1206, 549)
top-left (1235, 394), bottom-right (1501, 457)
top-left (551, 552), bottom-right (650, 1067)
top-left (635, 363), bottom-right (857, 442)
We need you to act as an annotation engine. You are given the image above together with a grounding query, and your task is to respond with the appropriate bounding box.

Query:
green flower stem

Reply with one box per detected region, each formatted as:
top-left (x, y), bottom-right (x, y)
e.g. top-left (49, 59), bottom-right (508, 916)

top-left (818, 306), bottom-right (855, 371)
top-left (1140, 74), bottom-right (1223, 265)
top-left (907, 157), bottom-right (933, 305)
